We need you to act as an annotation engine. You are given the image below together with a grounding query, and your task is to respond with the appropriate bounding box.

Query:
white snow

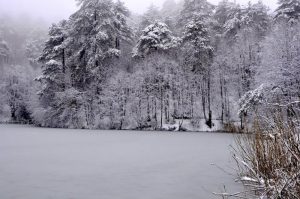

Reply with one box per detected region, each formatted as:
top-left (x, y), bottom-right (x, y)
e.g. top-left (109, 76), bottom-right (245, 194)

top-left (241, 176), bottom-right (259, 183)
top-left (0, 124), bottom-right (242, 199)
top-left (46, 59), bottom-right (60, 66)
top-left (163, 119), bottom-right (224, 132)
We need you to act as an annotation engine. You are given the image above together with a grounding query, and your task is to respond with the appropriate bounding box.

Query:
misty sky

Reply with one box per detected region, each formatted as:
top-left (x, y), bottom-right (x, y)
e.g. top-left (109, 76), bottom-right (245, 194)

top-left (0, 0), bottom-right (278, 23)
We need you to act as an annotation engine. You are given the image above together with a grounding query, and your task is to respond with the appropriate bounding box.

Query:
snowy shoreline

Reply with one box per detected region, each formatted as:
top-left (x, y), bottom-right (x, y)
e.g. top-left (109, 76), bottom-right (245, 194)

top-left (0, 120), bottom-right (241, 134)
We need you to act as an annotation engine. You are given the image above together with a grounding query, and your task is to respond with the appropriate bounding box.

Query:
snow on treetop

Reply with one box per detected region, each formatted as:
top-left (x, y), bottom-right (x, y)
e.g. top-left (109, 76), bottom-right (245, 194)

top-left (0, 38), bottom-right (9, 57)
top-left (133, 22), bottom-right (181, 58)
top-left (46, 60), bottom-right (60, 66)
top-left (275, 0), bottom-right (300, 22)
top-left (238, 84), bottom-right (265, 116)
top-left (142, 22), bottom-right (171, 35)
top-left (96, 31), bottom-right (109, 41)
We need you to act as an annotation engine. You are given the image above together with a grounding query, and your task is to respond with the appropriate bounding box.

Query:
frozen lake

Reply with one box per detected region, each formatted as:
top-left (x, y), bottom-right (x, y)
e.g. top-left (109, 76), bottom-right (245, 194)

top-left (0, 124), bottom-right (242, 199)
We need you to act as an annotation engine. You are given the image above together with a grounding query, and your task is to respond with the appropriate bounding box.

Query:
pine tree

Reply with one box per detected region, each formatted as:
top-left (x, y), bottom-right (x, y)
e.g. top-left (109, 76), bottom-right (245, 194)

top-left (213, 1), bottom-right (270, 128)
top-left (275, 0), bottom-right (300, 23)
top-left (182, 19), bottom-right (213, 73)
top-left (240, 1), bottom-right (270, 37)
top-left (161, 0), bottom-right (178, 32)
top-left (182, 18), bottom-right (214, 128)
top-left (215, 0), bottom-right (237, 26)
top-left (214, 0), bottom-right (241, 39)
top-left (38, 0), bottom-right (133, 128)
top-left (133, 22), bottom-right (181, 58)
top-left (178, 0), bottom-right (214, 27)
top-left (0, 38), bottom-right (10, 66)
top-left (215, 1), bottom-right (269, 41)
top-left (37, 21), bottom-right (68, 106)
top-left (68, 0), bottom-right (133, 90)
top-left (140, 4), bottom-right (162, 30)
top-left (25, 29), bottom-right (48, 69)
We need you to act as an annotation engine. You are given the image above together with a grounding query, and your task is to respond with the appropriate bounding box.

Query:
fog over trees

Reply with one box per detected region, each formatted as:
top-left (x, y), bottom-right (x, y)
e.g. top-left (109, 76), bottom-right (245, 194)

top-left (1, 1), bottom-right (300, 197)
top-left (0, 0), bottom-right (300, 131)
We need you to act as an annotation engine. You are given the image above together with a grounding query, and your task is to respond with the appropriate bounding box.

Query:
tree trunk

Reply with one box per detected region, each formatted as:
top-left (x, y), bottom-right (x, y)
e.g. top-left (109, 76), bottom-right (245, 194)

top-left (61, 36), bottom-right (66, 90)
top-left (201, 82), bottom-right (207, 121)
top-left (154, 98), bottom-right (157, 124)
top-left (220, 71), bottom-right (224, 124)
top-left (160, 86), bottom-right (163, 128)
top-left (147, 95), bottom-right (150, 122)
top-left (165, 93), bottom-right (169, 123)
top-left (207, 72), bottom-right (212, 128)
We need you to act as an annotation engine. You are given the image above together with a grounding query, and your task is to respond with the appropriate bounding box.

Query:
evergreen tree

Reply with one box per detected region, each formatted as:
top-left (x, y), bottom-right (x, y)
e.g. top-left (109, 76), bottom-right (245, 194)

top-left (214, 0), bottom-right (238, 27)
top-left (4, 65), bottom-right (34, 123)
top-left (240, 1), bottom-right (270, 37)
top-left (215, 1), bottom-right (269, 41)
top-left (133, 22), bottom-right (181, 58)
top-left (37, 0), bottom-right (133, 128)
top-left (37, 21), bottom-right (68, 108)
top-left (275, 0), bottom-right (300, 23)
top-left (178, 0), bottom-right (214, 27)
top-left (0, 38), bottom-right (10, 66)
top-left (25, 29), bottom-right (48, 69)
top-left (68, 0), bottom-right (133, 90)
top-left (182, 18), bottom-right (214, 127)
top-left (212, 1), bottom-right (270, 128)
top-left (140, 4), bottom-right (162, 30)
top-left (214, 0), bottom-right (241, 39)
top-left (182, 19), bottom-right (213, 72)
top-left (161, 0), bottom-right (179, 31)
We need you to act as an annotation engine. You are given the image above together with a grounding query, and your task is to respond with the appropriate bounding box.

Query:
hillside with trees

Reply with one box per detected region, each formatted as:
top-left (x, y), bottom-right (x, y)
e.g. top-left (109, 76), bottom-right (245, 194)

top-left (0, 0), bottom-right (299, 132)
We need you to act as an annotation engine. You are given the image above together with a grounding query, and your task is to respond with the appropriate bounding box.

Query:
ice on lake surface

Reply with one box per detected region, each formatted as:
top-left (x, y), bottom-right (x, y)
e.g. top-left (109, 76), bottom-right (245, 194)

top-left (0, 124), bottom-right (242, 199)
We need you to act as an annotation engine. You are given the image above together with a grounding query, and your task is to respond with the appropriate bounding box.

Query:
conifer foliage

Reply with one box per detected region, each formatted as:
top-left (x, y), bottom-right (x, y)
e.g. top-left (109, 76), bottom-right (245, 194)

top-left (275, 0), bottom-right (300, 22)
top-left (133, 22), bottom-right (180, 58)
top-left (37, 0), bottom-right (133, 128)
top-left (1, 0), bottom-right (300, 132)
top-left (0, 38), bottom-right (9, 66)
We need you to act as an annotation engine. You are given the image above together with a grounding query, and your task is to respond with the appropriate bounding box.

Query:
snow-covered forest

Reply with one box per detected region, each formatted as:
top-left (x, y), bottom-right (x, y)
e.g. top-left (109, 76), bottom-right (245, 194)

top-left (0, 0), bottom-right (300, 131)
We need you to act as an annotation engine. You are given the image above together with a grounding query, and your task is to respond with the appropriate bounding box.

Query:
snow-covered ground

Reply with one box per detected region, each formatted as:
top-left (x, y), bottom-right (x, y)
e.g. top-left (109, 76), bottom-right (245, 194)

top-left (163, 119), bottom-right (225, 132)
top-left (0, 124), bottom-right (242, 199)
